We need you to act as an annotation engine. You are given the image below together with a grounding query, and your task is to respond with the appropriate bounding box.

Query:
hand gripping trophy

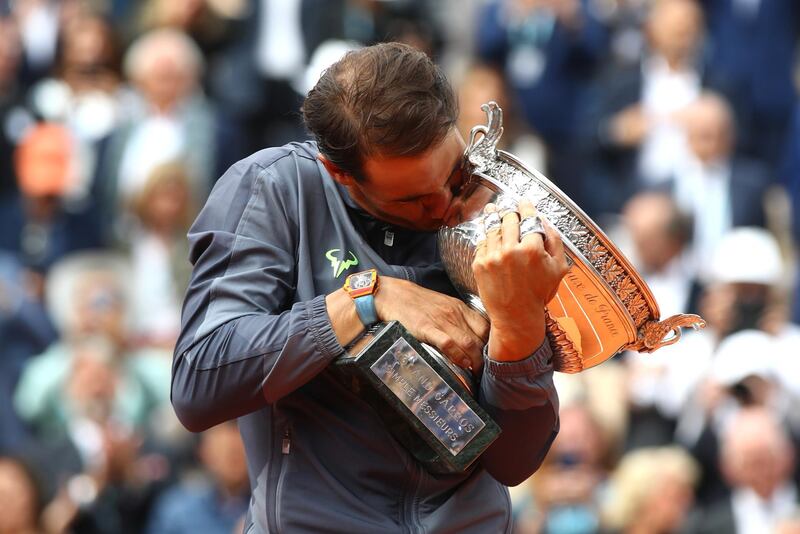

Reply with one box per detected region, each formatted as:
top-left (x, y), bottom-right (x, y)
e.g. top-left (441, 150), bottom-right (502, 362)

top-left (336, 102), bottom-right (706, 474)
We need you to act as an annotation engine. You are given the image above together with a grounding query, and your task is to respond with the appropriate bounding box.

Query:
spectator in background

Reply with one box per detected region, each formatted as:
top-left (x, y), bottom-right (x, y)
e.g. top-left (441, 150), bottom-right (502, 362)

top-left (24, 9), bottom-right (126, 236)
top-left (125, 162), bottom-right (195, 348)
top-left (595, 0), bottom-right (657, 68)
top-left (666, 228), bottom-right (800, 504)
top-left (697, 228), bottom-right (792, 344)
top-left (383, 11), bottom-right (441, 59)
top-left (0, 252), bottom-right (57, 453)
top-left (673, 92), bottom-right (770, 278)
top-left (11, 0), bottom-right (61, 82)
top-left (207, 0), bottom-right (443, 152)
top-left (586, 0), bottom-right (705, 215)
top-left (677, 330), bottom-right (798, 505)
top-left (0, 456), bottom-right (44, 534)
top-left (700, 0), bottom-right (800, 169)
top-left (15, 334), bottom-right (162, 441)
top-left (97, 27), bottom-right (240, 239)
top-left (780, 102), bottom-right (800, 324)
top-left (0, 15), bottom-right (34, 198)
top-left (608, 227), bottom-right (797, 492)
top-left (456, 62), bottom-right (546, 171)
top-left (0, 122), bottom-right (104, 275)
top-left (28, 8), bottom-right (123, 145)
top-left (290, 2), bottom-right (441, 98)
top-left (209, 0), bottom-right (342, 151)
top-left (601, 446), bottom-right (699, 533)
top-left (134, 0), bottom-right (238, 61)
top-left (513, 404), bottom-right (610, 534)
top-left (14, 252), bottom-right (171, 443)
top-left (665, 227), bottom-right (794, 416)
top-left (619, 191), bottom-right (696, 450)
top-left (146, 421), bottom-right (248, 534)
top-left (10, 252), bottom-right (176, 532)
top-left (621, 191), bottom-right (695, 318)
top-left (34, 399), bottom-right (170, 534)
top-left (477, 0), bottom-right (607, 208)
top-left (687, 408), bottom-right (798, 533)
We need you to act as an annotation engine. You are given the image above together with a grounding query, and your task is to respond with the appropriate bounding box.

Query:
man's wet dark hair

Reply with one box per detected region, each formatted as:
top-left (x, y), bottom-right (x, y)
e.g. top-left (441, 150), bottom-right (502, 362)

top-left (301, 42), bottom-right (457, 182)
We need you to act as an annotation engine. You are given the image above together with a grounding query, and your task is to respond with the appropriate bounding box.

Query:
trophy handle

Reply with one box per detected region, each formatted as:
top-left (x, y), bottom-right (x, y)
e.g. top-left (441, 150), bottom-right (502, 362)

top-left (546, 312), bottom-right (706, 372)
top-left (465, 102), bottom-right (504, 160)
top-left (627, 314), bottom-right (706, 353)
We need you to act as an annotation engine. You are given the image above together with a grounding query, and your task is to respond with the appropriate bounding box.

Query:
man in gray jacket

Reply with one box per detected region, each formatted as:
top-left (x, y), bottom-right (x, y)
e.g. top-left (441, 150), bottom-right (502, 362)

top-left (172, 42), bottom-right (567, 533)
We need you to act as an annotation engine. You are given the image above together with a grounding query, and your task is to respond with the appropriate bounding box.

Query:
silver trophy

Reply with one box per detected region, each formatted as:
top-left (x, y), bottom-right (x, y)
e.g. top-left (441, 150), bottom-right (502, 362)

top-left (336, 102), bottom-right (705, 474)
top-left (440, 102), bottom-right (705, 373)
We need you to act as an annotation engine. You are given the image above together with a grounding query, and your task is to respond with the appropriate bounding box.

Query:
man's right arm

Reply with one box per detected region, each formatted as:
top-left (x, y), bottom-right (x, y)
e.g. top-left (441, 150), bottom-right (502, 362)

top-left (172, 159), bottom-right (345, 432)
top-left (173, 158), bottom-right (494, 432)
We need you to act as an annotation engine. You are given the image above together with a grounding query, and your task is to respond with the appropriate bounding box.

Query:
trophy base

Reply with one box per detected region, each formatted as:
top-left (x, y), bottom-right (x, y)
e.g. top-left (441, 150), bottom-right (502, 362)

top-left (334, 321), bottom-right (501, 474)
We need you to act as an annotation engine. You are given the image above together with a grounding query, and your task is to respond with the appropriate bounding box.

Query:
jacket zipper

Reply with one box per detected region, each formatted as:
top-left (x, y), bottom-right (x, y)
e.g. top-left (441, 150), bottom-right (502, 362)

top-left (402, 459), bottom-right (425, 534)
top-left (267, 412), bottom-right (291, 534)
top-left (275, 427), bottom-right (291, 532)
top-left (412, 465), bottom-right (426, 533)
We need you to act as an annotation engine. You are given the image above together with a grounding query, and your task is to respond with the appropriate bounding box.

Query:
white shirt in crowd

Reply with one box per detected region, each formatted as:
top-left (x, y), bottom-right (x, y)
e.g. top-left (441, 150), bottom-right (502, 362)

top-left (732, 484), bottom-right (798, 534)
top-left (256, 0), bottom-right (306, 80)
top-left (130, 231), bottom-right (182, 344)
top-left (638, 56), bottom-right (700, 185)
top-left (674, 157), bottom-right (732, 281)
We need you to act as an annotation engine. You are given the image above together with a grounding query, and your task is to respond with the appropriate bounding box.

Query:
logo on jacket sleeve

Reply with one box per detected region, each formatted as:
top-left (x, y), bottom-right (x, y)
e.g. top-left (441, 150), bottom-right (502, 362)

top-left (325, 249), bottom-right (359, 278)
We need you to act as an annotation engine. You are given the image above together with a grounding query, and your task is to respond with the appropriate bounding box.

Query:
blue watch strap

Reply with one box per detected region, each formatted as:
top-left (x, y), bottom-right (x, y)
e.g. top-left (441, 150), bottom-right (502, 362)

top-left (353, 294), bottom-right (378, 326)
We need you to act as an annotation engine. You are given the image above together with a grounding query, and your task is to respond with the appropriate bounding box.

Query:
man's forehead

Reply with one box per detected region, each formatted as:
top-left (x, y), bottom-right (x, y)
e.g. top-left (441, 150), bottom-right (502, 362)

top-left (361, 131), bottom-right (463, 187)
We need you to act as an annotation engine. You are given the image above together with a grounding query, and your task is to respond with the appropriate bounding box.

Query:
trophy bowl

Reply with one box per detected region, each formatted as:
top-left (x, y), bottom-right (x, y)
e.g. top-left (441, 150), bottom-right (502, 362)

top-left (439, 102), bottom-right (706, 373)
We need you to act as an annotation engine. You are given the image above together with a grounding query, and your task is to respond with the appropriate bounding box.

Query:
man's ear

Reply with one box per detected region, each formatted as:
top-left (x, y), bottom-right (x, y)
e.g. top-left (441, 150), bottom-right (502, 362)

top-left (317, 154), bottom-right (356, 186)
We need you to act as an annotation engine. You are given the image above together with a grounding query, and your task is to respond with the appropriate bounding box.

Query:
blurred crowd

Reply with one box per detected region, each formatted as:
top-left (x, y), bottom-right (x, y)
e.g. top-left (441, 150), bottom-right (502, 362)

top-left (0, 0), bottom-right (799, 532)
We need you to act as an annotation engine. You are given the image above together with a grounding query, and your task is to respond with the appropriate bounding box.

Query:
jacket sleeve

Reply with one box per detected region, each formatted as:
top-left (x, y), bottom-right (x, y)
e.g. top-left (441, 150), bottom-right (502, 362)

top-left (171, 159), bottom-right (344, 432)
top-left (477, 339), bottom-right (559, 486)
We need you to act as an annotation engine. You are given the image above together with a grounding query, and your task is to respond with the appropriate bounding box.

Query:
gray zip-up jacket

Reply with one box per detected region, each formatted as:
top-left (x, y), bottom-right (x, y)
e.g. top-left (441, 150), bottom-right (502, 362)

top-left (172, 141), bottom-right (559, 533)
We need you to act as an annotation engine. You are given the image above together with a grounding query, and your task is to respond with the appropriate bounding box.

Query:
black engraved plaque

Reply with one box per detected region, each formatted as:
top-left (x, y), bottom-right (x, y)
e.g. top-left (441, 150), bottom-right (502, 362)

top-left (334, 321), bottom-right (501, 474)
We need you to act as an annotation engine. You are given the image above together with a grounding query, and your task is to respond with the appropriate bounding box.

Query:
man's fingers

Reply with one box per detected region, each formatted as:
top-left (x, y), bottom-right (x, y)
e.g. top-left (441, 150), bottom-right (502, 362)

top-left (443, 320), bottom-right (485, 371)
top-left (518, 199), bottom-right (537, 219)
top-left (433, 303), bottom-right (485, 369)
top-left (501, 210), bottom-right (520, 249)
top-left (458, 315), bottom-right (489, 372)
top-left (424, 328), bottom-right (482, 372)
top-left (483, 204), bottom-right (502, 252)
top-left (516, 200), bottom-right (568, 266)
top-left (517, 199), bottom-right (545, 247)
top-left (462, 306), bottom-right (490, 342)
top-left (474, 230), bottom-right (487, 258)
top-left (542, 217), bottom-right (566, 259)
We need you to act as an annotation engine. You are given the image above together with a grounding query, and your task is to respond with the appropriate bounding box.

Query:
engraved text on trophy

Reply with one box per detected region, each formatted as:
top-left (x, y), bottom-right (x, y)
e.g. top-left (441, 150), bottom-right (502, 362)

top-left (371, 338), bottom-right (486, 456)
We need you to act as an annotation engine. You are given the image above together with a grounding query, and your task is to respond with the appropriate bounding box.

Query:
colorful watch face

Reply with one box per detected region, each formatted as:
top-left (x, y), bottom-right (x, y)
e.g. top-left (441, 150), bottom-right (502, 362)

top-left (345, 269), bottom-right (377, 298)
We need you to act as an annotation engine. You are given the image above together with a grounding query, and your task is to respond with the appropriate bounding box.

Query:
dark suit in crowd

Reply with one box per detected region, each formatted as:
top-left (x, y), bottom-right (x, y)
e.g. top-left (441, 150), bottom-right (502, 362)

top-left (700, 0), bottom-right (800, 167)
top-left (477, 0), bottom-right (608, 208)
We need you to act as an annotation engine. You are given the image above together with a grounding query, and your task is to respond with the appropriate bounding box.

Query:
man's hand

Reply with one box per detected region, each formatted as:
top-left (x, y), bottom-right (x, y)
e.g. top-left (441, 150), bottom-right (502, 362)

top-left (610, 105), bottom-right (650, 147)
top-left (473, 200), bottom-right (569, 361)
top-left (375, 277), bottom-right (489, 372)
top-left (327, 277), bottom-right (489, 372)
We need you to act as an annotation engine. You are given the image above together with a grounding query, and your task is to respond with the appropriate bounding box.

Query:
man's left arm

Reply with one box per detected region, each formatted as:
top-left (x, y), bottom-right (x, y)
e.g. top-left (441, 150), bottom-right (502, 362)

top-left (477, 339), bottom-right (559, 487)
top-left (471, 199), bottom-right (568, 486)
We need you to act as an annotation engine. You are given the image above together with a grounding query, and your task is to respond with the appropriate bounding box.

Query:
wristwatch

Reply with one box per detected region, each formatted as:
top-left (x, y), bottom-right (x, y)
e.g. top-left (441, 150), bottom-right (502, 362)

top-left (343, 269), bottom-right (379, 327)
